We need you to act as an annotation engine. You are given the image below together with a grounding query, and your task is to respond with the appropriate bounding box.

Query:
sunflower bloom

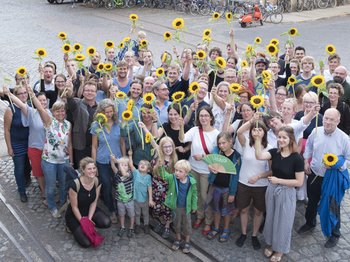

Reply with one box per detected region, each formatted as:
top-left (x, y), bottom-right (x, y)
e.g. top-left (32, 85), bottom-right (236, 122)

top-left (203, 29), bottom-right (211, 37)
top-left (323, 153), bottom-right (338, 167)
top-left (225, 12), bottom-right (233, 23)
top-left (122, 110), bottom-right (133, 121)
top-left (161, 53), bottom-right (167, 63)
top-left (311, 75), bottom-right (325, 87)
top-left (241, 60), bottom-right (248, 68)
top-left (116, 91), bottom-right (127, 99)
top-left (229, 83), bottom-right (241, 93)
top-left (262, 70), bottom-right (272, 79)
top-left (104, 40), bottom-right (115, 49)
top-left (118, 42), bottom-right (125, 49)
top-left (36, 48), bottom-right (47, 58)
top-left (172, 91), bottom-right (185, 103)
top-left (202, 35), bottom-right (212, 43)
top-left (263, 79), bottom-right (270, 88)
top-left (266, 44), bottom-right (278, 56)
top-left (325, 44), bottom-right (336, 55)
top-left (86, 46), bottom-right (96, 57)
top-left (58, 32), bottom-right (67, 40)
top-left (129, 14), bottom-right (139, 21)
top-left (189, 82), bottom-right (200, 95)
top-left (246, 44), bottom-right (253, 53)
top-left (73, 43), bottom-right (82, 52)
top-left (164, 32), bottom-right (172, 41)
top-left (127, 100), bottom-right (134, 110)
top-left (123, 37), bottom-right (131, 43)
top-left (16, 66), bottom-right (27, 77)
top-left (62, 44), bottom-right (72, 54)
top-left (172, 18), bottom-right (185, 30)
top-left (288, 76), bottom-right (297, 85)
top-left (145, 132), bottom-right (151, 143)
top-left (288, 27), bottom-right (298, 37)
top-left (156, 67), bottom-right (165, 77)
top-left (196, 50), bottom-right (206, 60)
top-left (95, 113), bottom-right (108, 125)
top-left (143, 93), bottom-right (155, 105)
top-left (254, 37), bottom-right (262, 45)
top-left (96, 63), bottom-right (105, 71)
top-left (250, 95), bottom-right (264, 108)
top-left (139, 40), bottom-right (148, 48)
top-left (269, 38), bottom-right (279, 46)
top-left (75, 54), bottom-right (85, 61)
top-left (104, 63), bottom-right (113, 71)
top-left (215, 57), bottom-right (226, 69)
top-left (212, 12), bottom-right (220, 20)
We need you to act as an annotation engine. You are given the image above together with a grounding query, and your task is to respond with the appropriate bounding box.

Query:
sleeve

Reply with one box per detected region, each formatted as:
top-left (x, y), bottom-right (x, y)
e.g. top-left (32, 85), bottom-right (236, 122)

top-left (90, 122), bottom-right (98, 135)
top-left (294, 153), bottom-right (305, 173)
top-left (229, 152), bottom-right (241, 195)
top-left (342, 103), bottom-right (350, 135)
top-left (146, 175), bottom-right (152, 187)
top-left (303, 130), bottom-right (315, 159)
top-left (66, 97), bottom-right (78, 112)
top-left (183, 127), bottom-right (197, 143)
top-left (180, 77), bottom-right (189, 93)
top-left (291, 117), bottom-right (309, 136)
top-left (268, 148), bottom-right (277, 161)
top-left (191, 179), bottom-right (198, 211)
top-left (69, 179), bottom-right (78, 193)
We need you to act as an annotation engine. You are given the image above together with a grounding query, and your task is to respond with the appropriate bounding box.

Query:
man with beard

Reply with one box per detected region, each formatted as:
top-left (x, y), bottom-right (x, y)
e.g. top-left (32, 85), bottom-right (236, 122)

top-left (34, 63), bottom-right (55, 92)
top-left (255, 58), bottom-right (268, 77)
top-left (328, 66), bottom-right (350, 107)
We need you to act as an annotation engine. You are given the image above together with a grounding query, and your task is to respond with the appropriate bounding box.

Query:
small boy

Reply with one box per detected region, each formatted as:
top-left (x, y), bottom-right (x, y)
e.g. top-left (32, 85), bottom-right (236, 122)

top-left (128, 151), bottom-right (155, 234)
top-left (158, 160), bottom-right (197, 254)
top-left (111, 156), bottom-right (135, 238)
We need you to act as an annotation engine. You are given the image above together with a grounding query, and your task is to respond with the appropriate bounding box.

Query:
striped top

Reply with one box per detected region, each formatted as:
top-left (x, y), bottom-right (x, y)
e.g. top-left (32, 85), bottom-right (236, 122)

top-left (115, 172), bottom-right (134, 203)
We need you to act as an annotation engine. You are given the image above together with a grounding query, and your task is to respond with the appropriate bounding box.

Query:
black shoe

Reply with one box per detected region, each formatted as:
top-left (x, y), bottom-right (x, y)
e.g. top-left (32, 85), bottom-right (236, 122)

top-left (154, 222), bottom-right (163, 234)
top-left (20, 193), bottom-right (28, 203)
top-left (251, 236), bottom-right (261, 250)
top-left (144, 225), bottom-right (150, 234)
top-left (324, 236), bottom-right (339, 248)
top-left (127, 228), bottom-right (135, 238)
top-left (162, 227), bottom-right (170, 239)
top-left (297, 224), bottom-right (315, 234)
top-left (25, 177), bottom-right (31, 188)
top-left (118, 227), bottom-right (126, 237)
top-left (235, 234), bottom-right (247, 247)
top-left (134, 225), bottom-right (141, 234)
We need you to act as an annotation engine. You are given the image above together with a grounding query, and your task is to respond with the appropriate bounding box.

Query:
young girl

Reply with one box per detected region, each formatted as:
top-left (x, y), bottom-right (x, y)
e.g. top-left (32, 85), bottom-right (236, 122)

top-left (206, 131), bottom-right (241, 242)
top-left (152, 136), bottom-right (178, 239)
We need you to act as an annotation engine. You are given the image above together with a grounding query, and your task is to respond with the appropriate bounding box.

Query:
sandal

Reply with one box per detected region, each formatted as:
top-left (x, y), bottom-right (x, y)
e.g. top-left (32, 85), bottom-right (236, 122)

top-left (171, 240), bottom-right (181, 251)
top-left (207, 227), bottom-right (220, 240)
top-left (219, 229), bottom-right (230, 243)
top-left (270, 254), bottom-right (283, 262)
top-left (182, 242), bottom-right (191, 254)
top-left (264, 247), bottom-right (273, 258)
top-left (201, 224), bottom-right (211, 236)
top-left (192, 218), bottom-right (204, 229)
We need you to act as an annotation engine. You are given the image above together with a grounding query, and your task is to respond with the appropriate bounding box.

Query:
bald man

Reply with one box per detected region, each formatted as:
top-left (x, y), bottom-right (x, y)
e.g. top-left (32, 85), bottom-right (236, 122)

top-left (329, 66), bottom-right (350, 107)
top-left (298, 108), bottom-right (350, 248)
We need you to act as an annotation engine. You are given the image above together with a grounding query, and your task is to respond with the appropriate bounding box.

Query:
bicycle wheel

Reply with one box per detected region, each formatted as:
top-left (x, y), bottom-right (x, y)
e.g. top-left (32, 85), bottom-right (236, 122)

top-left (234, 6), bottom-right (246, 18)
top-left (329, 0), bottom-right (337, 7)
top-left (296, 0), bottom-right (304, 11)
top-left (127, 0), bottom-right (136, 7)
top-left (47, 0), bottom-right (55, 3)
top-left (175, 2), bottom-right (185, 12)
top-left (105, 0), bottom-right (116, 9)
top-left (284, 1), bottom-right (292, 12)
top-left (190, 4), bottom-right (199, 15)
top-left (214, 4), bottom-right (224, 15)
top-left (317, 0), bottom-right (328, 8)
top-left (199, 3), bottom-right (211, 15)
top-left (270, 11), bottom-right (283, 23)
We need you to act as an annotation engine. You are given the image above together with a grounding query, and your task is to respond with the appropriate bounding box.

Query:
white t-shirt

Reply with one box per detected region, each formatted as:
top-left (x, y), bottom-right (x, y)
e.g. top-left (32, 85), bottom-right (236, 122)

top-left (230, 119), bottom-right (249, 154)
top-left (183, 126), bottom-right (220, 174)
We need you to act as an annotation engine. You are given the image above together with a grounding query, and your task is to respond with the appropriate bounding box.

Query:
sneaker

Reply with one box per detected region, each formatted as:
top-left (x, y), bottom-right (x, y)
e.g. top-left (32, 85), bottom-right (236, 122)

top-left (297, 224), bottom-right (315, 234)
top-left (162, 227), bottom-right (170, 239)
top-left (171, 240), bottom-right (180, 251)
top-left (182, 242), bottom-right (191, 254)
top-left (20, 193), bottom-right (28, 203)
top-left (154, 222), bottom-right (163, 234)
top-left (235, 234), bottom-right (247, 247)
top-left (135, 225), bottom-right (142, 234)
top-left (127, 228), bottom-right (135, 238)
top-left (118, 227), bottom-right (126, 237)
top-left (51, 209), bottom-right (61, 218)
top-left (144, 225), bottom-right (150, 234)
top-left (110, 213), bottom-right (118, 224)
top-left (324, 236), bottom-right (339, 248)
top-left (251, 236), bottom-right (261, 250)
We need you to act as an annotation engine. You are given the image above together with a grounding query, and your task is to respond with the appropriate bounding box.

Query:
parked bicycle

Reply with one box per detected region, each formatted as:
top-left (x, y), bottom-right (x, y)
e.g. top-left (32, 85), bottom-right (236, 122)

top-left (104, 0), bottom-right (126, 9)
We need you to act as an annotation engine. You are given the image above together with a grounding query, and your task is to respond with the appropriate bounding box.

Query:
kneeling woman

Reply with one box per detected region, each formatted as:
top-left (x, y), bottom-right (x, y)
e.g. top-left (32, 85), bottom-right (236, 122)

top-left (65, 157), bottom-right (111, 248)
top-left (253, 126), bottom-right (304, 262)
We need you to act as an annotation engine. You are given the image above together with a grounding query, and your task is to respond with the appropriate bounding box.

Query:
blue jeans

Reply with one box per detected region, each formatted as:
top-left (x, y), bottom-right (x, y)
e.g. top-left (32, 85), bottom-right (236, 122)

top-left (96, 162), bottom-right (115, 213)
top-left (41, 159), bottom-right (68, 211)
top-left (12, 154), bottom-right (28, 194)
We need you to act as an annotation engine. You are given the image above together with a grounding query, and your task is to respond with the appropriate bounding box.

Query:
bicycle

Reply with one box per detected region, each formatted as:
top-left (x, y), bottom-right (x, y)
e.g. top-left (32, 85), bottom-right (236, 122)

top-left (127, 0), bottom-right (147, 8)
top-left (104, 0), bottom-right (126, 9)
top-left (199, 0), bottom-right (223, 16)
top-left (215, 0), bottom-right (248, 18)
top-left (276, 0), bottom-right (291, 13)
top-left (260, 3), bottom-right (283, 24)
top-left (317, 0), bottom-right (337, 8)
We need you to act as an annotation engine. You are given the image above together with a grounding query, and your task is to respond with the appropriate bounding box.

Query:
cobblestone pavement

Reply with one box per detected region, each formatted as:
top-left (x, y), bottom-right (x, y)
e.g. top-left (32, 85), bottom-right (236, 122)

top-left (1, 0), bottom-right (350, 261)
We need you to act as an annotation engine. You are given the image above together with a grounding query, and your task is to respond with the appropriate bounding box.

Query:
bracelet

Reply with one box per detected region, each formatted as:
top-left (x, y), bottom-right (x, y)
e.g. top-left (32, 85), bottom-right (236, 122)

top-left (153, 121), bottom-right (158, 124)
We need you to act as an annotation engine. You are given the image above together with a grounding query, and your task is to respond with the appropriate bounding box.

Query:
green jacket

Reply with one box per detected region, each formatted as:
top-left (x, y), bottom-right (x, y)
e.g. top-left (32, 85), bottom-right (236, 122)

top-left (159, 166), bottom-right (198, 214)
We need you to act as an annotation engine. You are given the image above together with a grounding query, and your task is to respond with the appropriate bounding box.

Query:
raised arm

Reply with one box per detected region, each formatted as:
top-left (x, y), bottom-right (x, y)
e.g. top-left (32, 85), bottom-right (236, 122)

top-left (27, 86), bottom-right (52, 127)
top-left (3, 85), bottom-right (28, 116)
top-left (253, 133), bottom-right (271, 160)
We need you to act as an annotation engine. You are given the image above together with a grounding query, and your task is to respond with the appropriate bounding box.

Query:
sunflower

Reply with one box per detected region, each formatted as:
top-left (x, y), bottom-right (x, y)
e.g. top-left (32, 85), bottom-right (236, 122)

top-left (36, 48), bottom-right (47, 58)
top-left (172, 18), bottom-right (185, 30)
top-left (129, 14), bottom-right (139, 21)
top-left (75, 54), bottom-right (85, 61)
top-left (263, 79), bottom-right (270, 88)
top-left (323, 153), bottom-right (338, 167)
top-left (311, 75), bottom-right (325, 88)
top-left (127, 99), bottom-right (134, 110)
top-left (202, 35), bottom-right (212, 43)
top-left (215, 57), bottom-right (226, 69)
top-left (196, 50), bottom-right (206, 60)
top-left (123, 37), bottom-right (131, 43)
top-left (73, 43), bottom-right (82, 52)
top-left (116, 91), bottom-right (127, 99)
top-left (288, 27), bottom-right (298, 37)
top-left (266, 44), bottom-right (278, 56)
top-left (96, 63), bottom-right (105, 71)
top-left (262, 70), bottom-right (272, 79)
top-left (62, 44), bottom-right (72, 53)
top-left (86, 46), bottom-right (96, 57)
top-left (163, 31), bottom-right (172, 41)
top-left (241, 60), bottom-right (248, 68)
top-left (139, 40), bottom-right (148, 48)
top-left (250, 95), bottom-right (264, 108)
top-left (122, 110), bottom-right (133, 121)
top-left (104, 63), bottom-right (113, 71)
top-left (246, 44), bottom-right (253, 53)
top-left (156, 67), bottom-right (165, 77)
top-left (171, 91), bottom-right (185, 103)
top-left (229, 83), bottom-right (241, 93)
top-left (58, 32), bottom-right (67, 40)
top-left (118, 42), bottom-right (125, 49)
top-left (143, 93), bottom-right (155, 105)
top-left (189, 82), bottom-right (200, 94)
top-left (288, 76), bottom-right (297, 85)
top-left (325, 44), bottom-right (336, 55)
top-left (95, 113), bottom-right (108, 125)
top-left (145, 132), bottom-right (151, 143)
top-left (269, 38), bottom-right (279, 46)
top-left (225, 12), bottom-right (233, 23)
top-left (212, 12), bottom-right (220, 20)
top-left (161, 53), bottom-right (168, 63)
top-left (254, 37), bottom-right (262, 45)
top-left (16, 66), bottom-right (27, 77)
top-left (104, 40), bottom-right (115, 49)
top-left (203, 29), bottom-right (211, 37)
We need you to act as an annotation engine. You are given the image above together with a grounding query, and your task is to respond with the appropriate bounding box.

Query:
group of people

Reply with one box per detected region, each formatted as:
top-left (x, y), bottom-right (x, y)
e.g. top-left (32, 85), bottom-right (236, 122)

top-left (1, 23), bottom-right (350, 261)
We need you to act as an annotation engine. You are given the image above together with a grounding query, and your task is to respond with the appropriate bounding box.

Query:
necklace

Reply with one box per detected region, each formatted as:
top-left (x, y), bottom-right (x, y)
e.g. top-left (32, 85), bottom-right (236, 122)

top-left (81, 177), bottom-right (94, 197)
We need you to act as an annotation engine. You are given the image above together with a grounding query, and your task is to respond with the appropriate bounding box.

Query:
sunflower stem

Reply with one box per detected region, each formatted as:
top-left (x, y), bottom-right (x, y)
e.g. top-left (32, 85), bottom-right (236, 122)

top-left (98, 122), bottom-right (113, 156)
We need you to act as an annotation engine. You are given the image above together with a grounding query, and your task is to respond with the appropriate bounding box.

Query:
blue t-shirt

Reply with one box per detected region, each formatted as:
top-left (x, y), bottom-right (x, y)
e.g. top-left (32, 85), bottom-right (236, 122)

top-left (177, 178), bottom-right (190, 208)
top-left (133, 169), bottom-right (152, 202)
top-left (112, 78), bottom-right (132, 94)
